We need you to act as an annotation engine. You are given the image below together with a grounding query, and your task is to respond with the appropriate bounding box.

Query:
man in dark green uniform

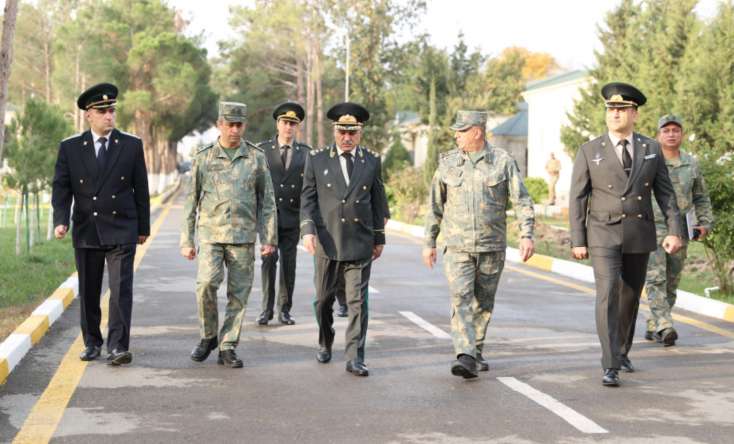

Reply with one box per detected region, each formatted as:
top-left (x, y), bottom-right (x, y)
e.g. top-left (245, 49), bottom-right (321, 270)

top-left (300, 102), bottom-right (386, 377)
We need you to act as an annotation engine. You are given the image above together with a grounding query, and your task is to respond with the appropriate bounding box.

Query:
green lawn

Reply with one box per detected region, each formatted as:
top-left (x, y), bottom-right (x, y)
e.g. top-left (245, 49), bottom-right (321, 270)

top-left (0, 213), bottom-right (76, 309)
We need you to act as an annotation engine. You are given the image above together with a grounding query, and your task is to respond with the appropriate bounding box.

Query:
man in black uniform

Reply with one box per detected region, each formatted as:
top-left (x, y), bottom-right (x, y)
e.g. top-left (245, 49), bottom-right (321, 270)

top-left (257, 102), bottom-right (310, 326)
top-left (301, 102), bottom-right (386, 377)
top-left (52, 83), bottom-right (150, 366)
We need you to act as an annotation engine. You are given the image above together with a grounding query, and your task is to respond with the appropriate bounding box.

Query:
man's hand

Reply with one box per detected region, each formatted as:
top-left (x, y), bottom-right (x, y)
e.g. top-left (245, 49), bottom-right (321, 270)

top-left (54, 225), bottom-right (68, 240)
top-left (261, 244), bottom-right (276, 256)
top-left (519, 238), bottom-right (535, 262)
top-left (180, 247), bottom-right (196, 260)
top-left (662, 235), bottom-right (683, 254)
top-left (422, 247), bottom-right (437, 269)
top-left (303, 234), bottom-right (316, 255)
top-left (571, 246), bottom-right (589, 260)
top-left (372, 244), bottom-right (384, 260)
top-left (693, 225), bottom-right (709, 241)
top-left (138, 235), bottom-right (148, 245)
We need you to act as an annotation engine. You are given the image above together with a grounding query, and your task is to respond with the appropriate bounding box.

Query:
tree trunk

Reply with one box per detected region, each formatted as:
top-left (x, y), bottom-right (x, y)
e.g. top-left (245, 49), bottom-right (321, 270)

top-left (44, 40), bottom-right (52, 102)
top-left (314, 40), bottom-right (324, 148)
top-left (0, 0), bottom-right (20, 164)
top-left (305, 44), bottom-right (314, 147)
top-left (15, 188), bottom-right (22, 256)
top-left (47, 191), bottom-right (53, 240)
top-left (35, 190), bottom-right (41, 243)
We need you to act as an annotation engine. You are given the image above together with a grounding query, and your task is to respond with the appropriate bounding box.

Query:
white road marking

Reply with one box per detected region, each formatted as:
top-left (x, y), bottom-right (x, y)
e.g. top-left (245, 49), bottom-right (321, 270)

top-left (497, 377), bottom-right (608, 434)
top-left (399, 311), bottom-right (451, 339)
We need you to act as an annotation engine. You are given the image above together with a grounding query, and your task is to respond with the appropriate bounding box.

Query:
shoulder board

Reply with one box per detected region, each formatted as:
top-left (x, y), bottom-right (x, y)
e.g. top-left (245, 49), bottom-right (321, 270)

top-left (117, 130), bottom-right (141, 140)
top-left (256, 140), bottom-right (272, 148)
top-left (440, 149), bottom-right (459, 159)
top-left (245, 140), bottom-right (263, 152)
top-left (61, 132), bottom-right (84, 143)
top-left (196, 143), bottom-right (215, 154)
top-left (296, 141), bottom-right (312, 150)
top-left (311, 147), bottom-right (326, 156)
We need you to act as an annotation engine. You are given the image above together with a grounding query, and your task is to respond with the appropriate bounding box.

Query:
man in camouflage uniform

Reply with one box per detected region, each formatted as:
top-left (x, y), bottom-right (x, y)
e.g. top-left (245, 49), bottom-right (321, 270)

top-left (644, 115), bottom-right (714, 346)
top-left (180, 101), bottom-right (278, 368)
top-left (423, 110), bottom-right (535, 379)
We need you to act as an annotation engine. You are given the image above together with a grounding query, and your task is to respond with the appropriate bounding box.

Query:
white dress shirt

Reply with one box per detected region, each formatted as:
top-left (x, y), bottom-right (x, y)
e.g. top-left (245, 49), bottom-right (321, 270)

top-left (91, 130), bottom-right (112, 158)
top-left (607, 132), bottom-right (634, 166)
top-left (336, 146), bottom-right (357, 185)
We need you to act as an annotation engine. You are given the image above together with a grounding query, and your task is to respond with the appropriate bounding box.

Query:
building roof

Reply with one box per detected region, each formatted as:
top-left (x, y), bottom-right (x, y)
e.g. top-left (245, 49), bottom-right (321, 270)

top-left (525, 69), bottom-right (589, 92)
top-left (491, 103), bottom-right (527, 137)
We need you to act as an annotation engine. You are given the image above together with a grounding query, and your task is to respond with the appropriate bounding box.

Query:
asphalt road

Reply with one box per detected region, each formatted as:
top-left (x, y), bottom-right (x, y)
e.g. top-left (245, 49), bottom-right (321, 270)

top-left (1, 192), bottom-right (734, 443)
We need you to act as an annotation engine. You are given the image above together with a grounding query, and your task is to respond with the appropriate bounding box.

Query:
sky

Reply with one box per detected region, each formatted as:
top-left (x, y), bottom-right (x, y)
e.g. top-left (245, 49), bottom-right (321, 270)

top-left (169, 0), bottom-right (720, 71)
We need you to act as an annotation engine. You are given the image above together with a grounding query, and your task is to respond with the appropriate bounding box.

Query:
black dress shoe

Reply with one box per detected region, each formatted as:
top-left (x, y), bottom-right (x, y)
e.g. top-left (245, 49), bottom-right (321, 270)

top-left (602, 368), bottom-right (620, 386)
top-left (107, 349), bottom-right (133, 366)
top-left (346, 360), bottom-right (369, 377)
top-left (336, 304), bottom-right (348, 317)
top-left (644, 330), bottom-right (655, 341)
top-left (659, 328), bottom-right (678, 347)
top-left (451, 354), bottom-right (478, 379)
top-left (217, 349), bottom-right (243, 368)
top-left (257, 311), bottom-right (273, 326)
top-left (476, 353), bottom-right (490, 372)
top-left (620, 357), bottom-right (635, 373)
top-left (79, 345), bottom-right (101, 361)
top-left (316, 346), bottom-right (332, 363)
top-left (278, 312), bottom-right (296, 325)
top-left (191, 336), bottom-right (218, 362)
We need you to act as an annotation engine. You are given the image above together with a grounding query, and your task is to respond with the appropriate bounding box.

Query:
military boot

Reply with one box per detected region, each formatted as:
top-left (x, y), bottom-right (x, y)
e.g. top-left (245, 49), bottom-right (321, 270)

top-left (190, 337), bottom-right (218, 362)
top-left (218, 349), bottom-right (243, 368)
top-left (451, 354), bottom-right (478, 379)
top-left (476, 353), bottom-right (490, 372)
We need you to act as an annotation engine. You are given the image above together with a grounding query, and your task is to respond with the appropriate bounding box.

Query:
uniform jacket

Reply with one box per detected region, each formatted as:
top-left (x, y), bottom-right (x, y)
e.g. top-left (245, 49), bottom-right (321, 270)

top-left (258, 136), bottom-right (310, 229)
top-left (300, 144), bottom-right (386, 261)
top-left (569, 132), bottom-right (682, 253)
top-left (52, 128), bottom-right (150, 248)
top-left (652, 149), bottom-right (713, 243)
top-left (180, 139), bottom-right (277, 248)
top-left (424, 143), bottom-right (535, 253)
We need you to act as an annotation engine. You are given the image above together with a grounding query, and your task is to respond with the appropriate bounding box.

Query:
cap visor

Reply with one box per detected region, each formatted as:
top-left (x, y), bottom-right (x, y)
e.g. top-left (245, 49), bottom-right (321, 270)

top-left (278, 116), bottom-right (301, 123)
top-left (223, 116), bottom-right (246, 123)
top-left (450, 123), bottom-right (471, 131)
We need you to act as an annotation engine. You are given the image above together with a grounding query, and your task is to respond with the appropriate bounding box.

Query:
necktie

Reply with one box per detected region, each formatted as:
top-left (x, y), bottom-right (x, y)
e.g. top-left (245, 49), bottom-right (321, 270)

top-left (97, 137), bottom-right (108, 171)
top-left (620, 139), bottom-right (631, 176)
top-left (341, 152), bottom-right (354, 179)
top-left (280, 145), bottom-right (289, 169)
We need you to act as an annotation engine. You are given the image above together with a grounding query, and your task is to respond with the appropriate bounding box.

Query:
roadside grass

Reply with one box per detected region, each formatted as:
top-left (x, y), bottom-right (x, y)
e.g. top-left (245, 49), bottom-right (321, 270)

top-left (0, 210), bottom-right (75, 341)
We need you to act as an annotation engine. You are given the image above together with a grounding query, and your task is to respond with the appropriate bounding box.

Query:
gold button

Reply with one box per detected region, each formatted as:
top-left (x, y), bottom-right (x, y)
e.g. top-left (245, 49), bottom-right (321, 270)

top-left (341, 218), bottom-right (346, 222)
top-left (279, 198), bottom-right (283, 202)
top-left (607, 184), bottom-right (613, 189)
top-left (362, 185), bottom-right (367, 190)
top-left (622, 213), bottom-right (627, 218)
top-left (289, 198), bottom-right (294, 202)
top-left (93, 196), bottom-right (97, 201)
top-left (621, 197), bottom-right (626, 201)
top-left (355, 200), bottom-right (360, 203)
top-left (80, 179), bottom-right (84, 183)
top-left (354, 218), bottom-right (359, 222)
top-left (280, 184), bottom-right (284, 188)
top-left (291, 184), bottom-right (295, 188)
top-left (112, 195), bottom-right (116, 199)
top-left (327, 183), bottom-right (332, 188)
top-left (341, 199), bottom-right (346, 204)
top-left (644, 182), bottom-right (649, 187)
top-left (93, 212), bottom-right (98, 216)
top-left (112, 210), bottom-right (117, 215)
top-left (637, 214), bottom-right (643, 218)
top-left (637, 196), bottom-right (642, 201)
top-left (121, 176), bottom-right (125, 180)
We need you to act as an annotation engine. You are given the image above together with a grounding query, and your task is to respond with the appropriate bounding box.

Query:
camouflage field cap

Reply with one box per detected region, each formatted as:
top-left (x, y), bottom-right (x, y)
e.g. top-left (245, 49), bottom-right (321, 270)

top-left (450, 110), bottom-right (488, 131)
top-left (658, 114), bottom-right (683, 129)
top-left (602, 82), bottom-right (647, 108)
top-left (219, 101), bottom-right (247, 123)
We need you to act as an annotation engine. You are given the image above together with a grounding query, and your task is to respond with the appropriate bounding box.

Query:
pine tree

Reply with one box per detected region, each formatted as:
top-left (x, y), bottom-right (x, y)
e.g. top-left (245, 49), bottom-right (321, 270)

top-left (423, 77), bottom-right (438, 186)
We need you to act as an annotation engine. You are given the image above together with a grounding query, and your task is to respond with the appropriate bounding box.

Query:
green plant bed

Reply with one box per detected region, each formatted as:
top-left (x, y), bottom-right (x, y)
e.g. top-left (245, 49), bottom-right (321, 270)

top-left (0, 225), bottom-right (76, 309)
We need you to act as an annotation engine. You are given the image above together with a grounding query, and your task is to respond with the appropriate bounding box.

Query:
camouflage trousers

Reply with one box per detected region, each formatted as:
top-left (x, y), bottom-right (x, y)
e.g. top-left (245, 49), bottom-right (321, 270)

top-left (644, 243), bottom-right (688, 333)
top-left (443, 249), bottom-right (505, 358)
top-left (196, 242), bottom-right (255, 351)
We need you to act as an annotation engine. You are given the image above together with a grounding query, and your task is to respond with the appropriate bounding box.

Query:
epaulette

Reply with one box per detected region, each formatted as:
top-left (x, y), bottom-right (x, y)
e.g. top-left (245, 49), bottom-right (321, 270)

top-left (440, 149), bottom-right (459, 159)
top-left (310, 147), bottom-right (327, 156)
top-left (61, 132), bottom-right (83, 143)
top-left (246, 140), bottom-right (263, 152)
top-left (196, 143), bottom-right (214, 154)
top-left (117, 130), bottom-right (141, 140)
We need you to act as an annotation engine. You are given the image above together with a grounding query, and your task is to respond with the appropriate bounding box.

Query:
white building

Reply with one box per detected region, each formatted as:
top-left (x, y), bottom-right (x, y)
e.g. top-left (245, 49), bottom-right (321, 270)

top-left (522, 70), bottom-right (590, 208)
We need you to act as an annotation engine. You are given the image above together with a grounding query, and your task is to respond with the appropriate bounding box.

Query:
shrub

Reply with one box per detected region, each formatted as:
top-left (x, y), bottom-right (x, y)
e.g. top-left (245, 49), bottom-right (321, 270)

top-left (523, 176), bottom-right (548, 204)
